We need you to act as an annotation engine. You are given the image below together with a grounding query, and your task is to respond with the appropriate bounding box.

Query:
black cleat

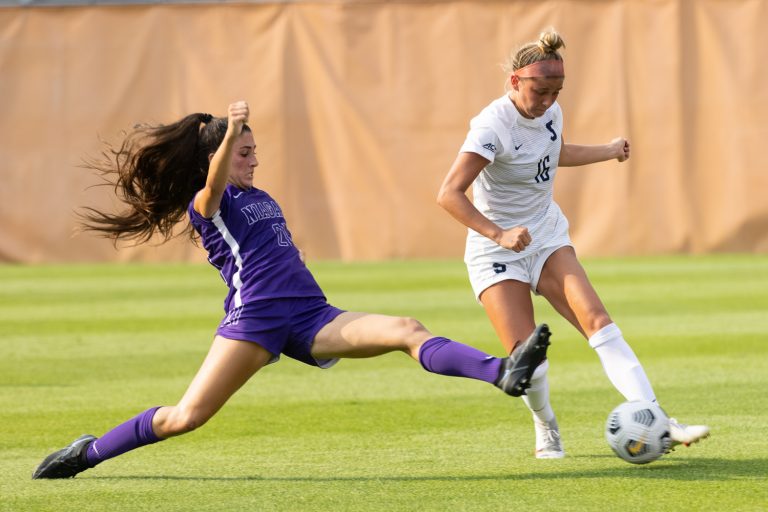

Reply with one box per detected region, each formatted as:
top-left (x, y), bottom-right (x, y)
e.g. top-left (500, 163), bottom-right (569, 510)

top-left (32, 434), bottom-right (96, 479)
top-left (495, 324), bottom-right (551, 397)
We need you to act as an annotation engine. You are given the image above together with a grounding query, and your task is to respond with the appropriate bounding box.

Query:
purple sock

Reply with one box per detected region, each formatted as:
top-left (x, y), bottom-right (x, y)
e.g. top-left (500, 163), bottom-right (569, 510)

top-left (86, 407), bottom-right (163, 467)
top-left (418, 337), bottom-right (501, 384)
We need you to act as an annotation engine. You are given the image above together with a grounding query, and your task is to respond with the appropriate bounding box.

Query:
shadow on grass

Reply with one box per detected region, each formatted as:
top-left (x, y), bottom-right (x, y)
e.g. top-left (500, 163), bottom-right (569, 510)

top-left (89, 457), bottom-right (767, 483)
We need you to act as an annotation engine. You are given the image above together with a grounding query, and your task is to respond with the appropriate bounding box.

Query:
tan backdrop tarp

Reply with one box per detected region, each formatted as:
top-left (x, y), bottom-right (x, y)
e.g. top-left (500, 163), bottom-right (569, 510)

top-left (1, 0), bottom-right (767, 263)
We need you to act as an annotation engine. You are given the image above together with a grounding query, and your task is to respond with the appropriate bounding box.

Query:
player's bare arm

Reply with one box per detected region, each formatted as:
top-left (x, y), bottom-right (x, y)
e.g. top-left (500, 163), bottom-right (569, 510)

top-left (194, 101), bottom-right (250, 218)
top-left (438, 151), bottom-right (532, 252)
top-left (559, 137), bottom-right (630, 166)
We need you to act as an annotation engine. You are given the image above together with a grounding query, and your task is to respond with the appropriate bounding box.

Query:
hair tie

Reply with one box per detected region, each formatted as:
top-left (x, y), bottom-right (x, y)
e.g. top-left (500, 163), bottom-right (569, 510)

top-left (200, 113), bottom-right (213, 124)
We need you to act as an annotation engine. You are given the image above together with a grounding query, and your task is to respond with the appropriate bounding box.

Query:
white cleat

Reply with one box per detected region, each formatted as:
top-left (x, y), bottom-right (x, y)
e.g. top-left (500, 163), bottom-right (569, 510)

top-left (668, 418), bottom-right (710, 450)
top-left (534, 417), bottom-right (565, 459)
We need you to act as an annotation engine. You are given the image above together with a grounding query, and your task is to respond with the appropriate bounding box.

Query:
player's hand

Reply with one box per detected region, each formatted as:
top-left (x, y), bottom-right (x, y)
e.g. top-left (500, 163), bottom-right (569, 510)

top-left (612, 137), bottom-right (630, 162)
top-left (227, 101), bottom-right (250, 137)
top-left (497, 226), bottom-right (532, 252)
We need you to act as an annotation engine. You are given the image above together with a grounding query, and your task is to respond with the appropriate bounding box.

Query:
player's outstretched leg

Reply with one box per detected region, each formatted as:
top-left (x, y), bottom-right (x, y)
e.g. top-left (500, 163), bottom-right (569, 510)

top-left (668, 418), bottom-right (710, 450)
top-left (495, 323), bottom-right (551, 396)
top-left (32, 435), bottom-right (96, 479)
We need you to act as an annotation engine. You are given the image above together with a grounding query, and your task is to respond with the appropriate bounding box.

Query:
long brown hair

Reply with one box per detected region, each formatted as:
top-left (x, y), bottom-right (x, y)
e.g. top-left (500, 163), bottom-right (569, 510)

top-left (80, 113), bottom-right (250, 244)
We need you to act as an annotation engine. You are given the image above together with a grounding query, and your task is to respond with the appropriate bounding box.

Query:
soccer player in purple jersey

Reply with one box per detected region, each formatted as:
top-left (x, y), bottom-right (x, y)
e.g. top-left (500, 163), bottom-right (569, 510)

top-left (33, 101), bottom-right (551, 479)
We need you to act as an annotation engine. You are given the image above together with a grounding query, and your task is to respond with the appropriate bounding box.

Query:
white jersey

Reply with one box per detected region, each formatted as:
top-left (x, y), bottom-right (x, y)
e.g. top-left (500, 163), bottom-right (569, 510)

top-left (460, 95), bottom-right (568, 264)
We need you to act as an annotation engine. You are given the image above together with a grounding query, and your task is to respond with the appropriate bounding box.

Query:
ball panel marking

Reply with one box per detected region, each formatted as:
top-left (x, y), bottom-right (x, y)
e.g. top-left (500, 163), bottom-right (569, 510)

top-left (605, 400), bottom-right (671, 464)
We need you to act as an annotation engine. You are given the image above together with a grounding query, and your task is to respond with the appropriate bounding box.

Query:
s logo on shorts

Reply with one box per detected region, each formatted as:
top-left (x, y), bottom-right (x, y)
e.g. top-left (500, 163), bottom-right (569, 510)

top-left (492, 263), bottom-right (507, 274)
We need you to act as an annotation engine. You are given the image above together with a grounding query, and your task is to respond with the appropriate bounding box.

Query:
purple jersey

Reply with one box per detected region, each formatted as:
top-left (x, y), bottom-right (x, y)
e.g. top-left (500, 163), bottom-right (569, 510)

top-left (188, 184), bottom-right (325, 312)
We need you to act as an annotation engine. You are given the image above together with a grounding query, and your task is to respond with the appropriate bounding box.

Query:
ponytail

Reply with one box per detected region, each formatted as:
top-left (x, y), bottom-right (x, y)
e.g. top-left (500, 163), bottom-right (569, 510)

top-left (80, 112), bottom-right (229, 244)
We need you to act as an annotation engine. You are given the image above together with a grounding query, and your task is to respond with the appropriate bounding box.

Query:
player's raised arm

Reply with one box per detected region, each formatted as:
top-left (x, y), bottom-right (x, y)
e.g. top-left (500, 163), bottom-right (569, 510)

top-left (194, 101), bottom-right (250, 218)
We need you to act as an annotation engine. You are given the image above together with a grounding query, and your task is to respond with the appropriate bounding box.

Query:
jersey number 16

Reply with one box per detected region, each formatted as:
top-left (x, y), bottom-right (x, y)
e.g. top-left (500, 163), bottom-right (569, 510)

top-left (535, 155), bottom-right (551, 183)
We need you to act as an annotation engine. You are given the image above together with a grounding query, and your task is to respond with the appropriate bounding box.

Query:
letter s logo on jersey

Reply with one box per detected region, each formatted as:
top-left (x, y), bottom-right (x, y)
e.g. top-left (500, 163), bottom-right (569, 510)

top-left (545, 120), bottom-right (558, 141)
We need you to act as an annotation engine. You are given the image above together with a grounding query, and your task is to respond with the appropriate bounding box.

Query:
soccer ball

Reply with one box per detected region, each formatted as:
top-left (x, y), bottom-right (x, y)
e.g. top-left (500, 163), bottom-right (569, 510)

top-left (605, 400), bottom-right (671, 464)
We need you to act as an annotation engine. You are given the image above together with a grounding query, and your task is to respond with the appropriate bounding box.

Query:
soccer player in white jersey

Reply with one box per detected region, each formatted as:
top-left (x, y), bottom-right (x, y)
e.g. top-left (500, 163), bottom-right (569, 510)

top-left (437, 29), bottom-right (709, 458)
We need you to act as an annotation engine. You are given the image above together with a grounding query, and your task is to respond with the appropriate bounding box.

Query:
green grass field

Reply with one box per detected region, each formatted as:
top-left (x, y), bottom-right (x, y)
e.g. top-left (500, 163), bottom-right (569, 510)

top-left (1, 255), bottom-right (767, 511)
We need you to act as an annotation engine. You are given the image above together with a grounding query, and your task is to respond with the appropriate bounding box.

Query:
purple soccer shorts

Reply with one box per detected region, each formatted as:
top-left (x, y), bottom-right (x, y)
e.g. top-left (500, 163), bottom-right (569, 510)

top-left (216, 297), bottom-right (344, 368)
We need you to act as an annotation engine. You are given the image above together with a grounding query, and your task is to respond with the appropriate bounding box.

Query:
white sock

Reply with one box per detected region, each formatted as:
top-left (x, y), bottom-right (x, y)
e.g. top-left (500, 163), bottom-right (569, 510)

top-left (589, 323), bottom-right (656, 402)
top-left (521, 360), bottom-right (555, 423)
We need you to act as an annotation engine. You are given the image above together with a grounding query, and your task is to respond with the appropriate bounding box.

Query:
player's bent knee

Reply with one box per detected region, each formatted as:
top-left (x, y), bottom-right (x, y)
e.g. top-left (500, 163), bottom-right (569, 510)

top-left (395, 316), bottom-right (429, 338)
top-left (392, 317), bottom-right (432, 352)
